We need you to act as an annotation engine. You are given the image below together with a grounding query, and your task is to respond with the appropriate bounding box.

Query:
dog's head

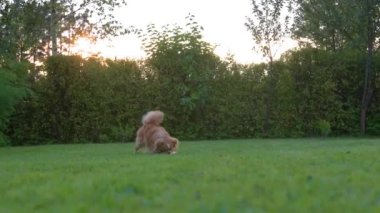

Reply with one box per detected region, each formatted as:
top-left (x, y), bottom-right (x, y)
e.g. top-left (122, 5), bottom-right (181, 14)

top-left (155, 138), bottom-right (179, 154)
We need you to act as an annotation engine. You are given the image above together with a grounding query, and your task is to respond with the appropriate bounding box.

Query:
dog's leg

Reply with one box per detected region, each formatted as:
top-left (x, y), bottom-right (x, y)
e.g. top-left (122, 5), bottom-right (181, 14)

top-left (135, 143), bottom-right (144, 153)
top-left (134, 137), bottom-right (144, 153)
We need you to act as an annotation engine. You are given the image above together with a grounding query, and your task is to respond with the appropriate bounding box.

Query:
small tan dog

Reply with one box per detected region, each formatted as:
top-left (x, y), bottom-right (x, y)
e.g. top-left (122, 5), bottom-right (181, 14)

top-left (135, 111), bottom-right (179, 154)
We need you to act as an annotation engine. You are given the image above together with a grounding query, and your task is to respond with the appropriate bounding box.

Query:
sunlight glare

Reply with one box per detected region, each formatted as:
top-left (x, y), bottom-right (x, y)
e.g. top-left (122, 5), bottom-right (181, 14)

top-left (71, 37), bottom-right (100, 58)
top-left (70, 35), bottom-right (145, 60)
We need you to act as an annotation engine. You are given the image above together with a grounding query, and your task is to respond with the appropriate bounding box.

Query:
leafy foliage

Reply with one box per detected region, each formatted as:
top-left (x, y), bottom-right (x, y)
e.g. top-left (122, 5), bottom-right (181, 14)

top-left (7, 56), bottom-right (147, 144)
top-left (1, 4), bottom-right (380, 145)
top-left (0, 0), bottom-right (49, 62)
top-left (292, 0), bottom-right (380, 134)
top-left (0, 0), bottom-right (128, 60)
top-left (246, 0), bottom-right (292, 62)
top-left (292, 0), bottom-right (361, 51)
top-left (315, 120), bottom-right (331, 137)
top-left (140, 15), bottom-right (220, 138)
top-left (0, 60), bottom-right (29, 145)
top-left (46, 0), bottom-right (128, 55)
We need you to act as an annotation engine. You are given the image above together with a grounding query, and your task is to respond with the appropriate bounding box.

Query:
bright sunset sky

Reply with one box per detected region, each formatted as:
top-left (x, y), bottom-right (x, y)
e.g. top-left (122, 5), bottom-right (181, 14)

top-left (74, 0), bottom-right (297, 64)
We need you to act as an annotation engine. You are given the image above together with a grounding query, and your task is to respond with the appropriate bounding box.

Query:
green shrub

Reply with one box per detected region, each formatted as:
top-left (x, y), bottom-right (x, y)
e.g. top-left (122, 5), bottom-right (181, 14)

top-left (367, 114), bottom-right (380, 135)
top-left (316, 119), bottom-right (331, 137)
top-left (0, 133), bottom-right (9, 146)
top-left (0, 60), bottom-right (29, 145)
top-left (4, 47), bottom-right (380, 145)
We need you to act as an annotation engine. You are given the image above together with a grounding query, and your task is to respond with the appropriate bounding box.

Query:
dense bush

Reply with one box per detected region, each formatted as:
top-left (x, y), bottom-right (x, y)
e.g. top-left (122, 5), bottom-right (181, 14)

top-left (7, 56), bottom-right (150, 145)
top-left (3, 35), bottom-right (380, 145)
top-left (0, 60), bottom-right (29, 146)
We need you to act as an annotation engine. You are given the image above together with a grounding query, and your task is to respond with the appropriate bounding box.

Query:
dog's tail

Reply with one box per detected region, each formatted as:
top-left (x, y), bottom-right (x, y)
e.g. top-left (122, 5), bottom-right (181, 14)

top-left (142, 110), bottom-right (164, 125)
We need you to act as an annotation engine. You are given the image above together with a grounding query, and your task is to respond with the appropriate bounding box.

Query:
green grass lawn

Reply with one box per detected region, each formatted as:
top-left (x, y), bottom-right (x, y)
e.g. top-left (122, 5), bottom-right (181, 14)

top-left (0, 138), bottom-right (379, 212)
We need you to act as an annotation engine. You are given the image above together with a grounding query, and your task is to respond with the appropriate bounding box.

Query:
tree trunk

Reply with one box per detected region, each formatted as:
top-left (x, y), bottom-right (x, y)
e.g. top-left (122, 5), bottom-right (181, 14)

top-left (50, 0), bottom-right (58, 56)
top-left (263, 59), bottom-right (274, 137)
top-left (360, 0), bottom-right (375, 135)
top-left (360, 106), bottom-right (367, 134)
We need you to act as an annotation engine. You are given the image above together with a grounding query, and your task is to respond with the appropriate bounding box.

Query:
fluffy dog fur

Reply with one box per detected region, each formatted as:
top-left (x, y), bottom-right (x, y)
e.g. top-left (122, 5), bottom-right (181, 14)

top-left (135, 111), bottom-right (179, 154)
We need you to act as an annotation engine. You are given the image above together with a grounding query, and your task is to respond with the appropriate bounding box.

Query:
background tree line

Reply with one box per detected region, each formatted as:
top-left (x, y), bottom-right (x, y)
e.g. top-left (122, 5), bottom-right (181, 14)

top-left (0, 0), bottom-right (379, 145)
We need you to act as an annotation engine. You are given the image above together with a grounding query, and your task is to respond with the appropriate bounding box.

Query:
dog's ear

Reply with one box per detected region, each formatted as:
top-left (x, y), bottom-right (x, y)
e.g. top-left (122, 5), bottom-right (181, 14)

top-left (170, 138), bottom-right (179, 150)
top-left (173, 138), bottom-right (179, 145)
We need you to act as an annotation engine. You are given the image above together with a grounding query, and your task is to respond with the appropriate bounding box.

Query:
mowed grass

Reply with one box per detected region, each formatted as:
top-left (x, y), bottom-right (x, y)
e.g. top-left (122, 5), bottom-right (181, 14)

top-left (0, 138), bottom-right (379, 212)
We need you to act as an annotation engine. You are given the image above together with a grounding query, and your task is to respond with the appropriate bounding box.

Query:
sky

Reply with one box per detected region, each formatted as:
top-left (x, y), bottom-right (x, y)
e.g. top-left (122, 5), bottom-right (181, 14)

top-left (77, 0), bottom-right (297, 64)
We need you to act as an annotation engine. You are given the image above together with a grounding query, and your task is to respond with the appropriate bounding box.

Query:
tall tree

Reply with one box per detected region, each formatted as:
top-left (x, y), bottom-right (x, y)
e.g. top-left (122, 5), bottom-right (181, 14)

top-left (0, 0), bottom-right (128, 60)
top-left (0, 0), bottom-right (49, 62)
top-left (292, 0), bottom-right (359, 51)
top-left (46, 0), bottom-right (128, 56)
top-left (245, 0), bottom-right (291, 63)
top-left (141, 15), bottom-right (220, 137)
top-left (292, 0), bottom-right (380, 134)
top-left (245, 0), bottom-right (292, 135)
top-left (361, 0), bottom-right (379, 134)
